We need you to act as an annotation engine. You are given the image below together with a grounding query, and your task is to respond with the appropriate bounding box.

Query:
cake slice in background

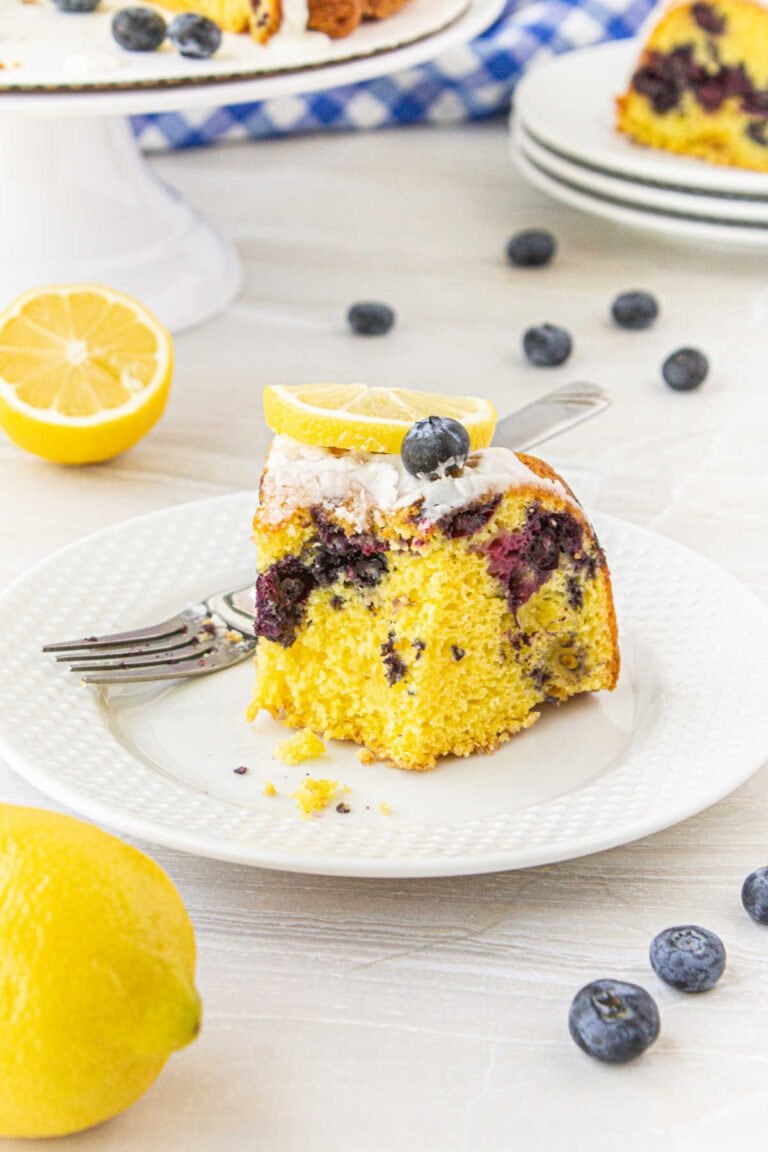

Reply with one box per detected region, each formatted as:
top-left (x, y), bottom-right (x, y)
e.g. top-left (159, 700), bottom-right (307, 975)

top-left (151, 0), bottom-right (413, 43)
top-left (247, 386), bottom-right (619, 772)
top-left (616, 0), bottom-right (768, 173)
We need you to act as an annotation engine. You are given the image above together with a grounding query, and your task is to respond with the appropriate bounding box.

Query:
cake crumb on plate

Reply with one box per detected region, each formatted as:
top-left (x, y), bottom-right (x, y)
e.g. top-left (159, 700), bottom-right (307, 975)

top-left (292, 777), bottom-right (340, 818)
top-left (274, 729), bottom-right (325, 766)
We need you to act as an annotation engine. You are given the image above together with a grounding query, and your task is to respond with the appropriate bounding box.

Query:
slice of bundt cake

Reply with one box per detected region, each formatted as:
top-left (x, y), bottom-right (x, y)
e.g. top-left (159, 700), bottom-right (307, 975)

top-left (151, 0), bottom-right (413, 44)
top-left (616, 0), bottom-right (768, 172)
top-left (247, 415), bottom-right (619, 772)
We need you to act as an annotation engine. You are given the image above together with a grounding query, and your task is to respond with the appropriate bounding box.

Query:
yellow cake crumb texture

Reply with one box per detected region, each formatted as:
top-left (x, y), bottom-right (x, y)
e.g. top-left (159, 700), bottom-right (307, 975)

top-left (291, 777), bottom-right (340, 818)
top-left (150, 0), bottom-right (252, 33)
top-left (262, 780), bottom-right (277, 797)
top-left (273, 728), bottom-right (326, 766)
top-left (378, 802), bottom-right (391, 816)
top-left (251, 475), bottom-right (619, 771)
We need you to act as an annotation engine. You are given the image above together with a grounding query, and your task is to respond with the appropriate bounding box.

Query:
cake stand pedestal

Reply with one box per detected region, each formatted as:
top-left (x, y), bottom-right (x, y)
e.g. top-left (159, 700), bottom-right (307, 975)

top-left (0, 0), bottom-right (502, 333)
top-left (0, 113), bottom-right (241, 334)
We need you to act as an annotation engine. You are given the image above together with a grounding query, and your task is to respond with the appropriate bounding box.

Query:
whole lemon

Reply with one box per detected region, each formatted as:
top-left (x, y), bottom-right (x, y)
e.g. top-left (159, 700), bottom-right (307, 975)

top-left (0, 804), bottom-right (201, 1138)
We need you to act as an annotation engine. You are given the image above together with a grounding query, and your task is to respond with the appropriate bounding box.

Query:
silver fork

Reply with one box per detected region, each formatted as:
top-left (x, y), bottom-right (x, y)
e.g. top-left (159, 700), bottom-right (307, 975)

top-left (43, 382), bottom-right (611, 685)
top-left (42, 586), bottom-right (257, 685)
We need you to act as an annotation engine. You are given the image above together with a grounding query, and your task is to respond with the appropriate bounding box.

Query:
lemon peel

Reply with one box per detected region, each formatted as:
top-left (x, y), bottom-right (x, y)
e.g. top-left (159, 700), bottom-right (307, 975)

top-left (263, 382), bottom-right (496, 454)
top-left (0, 804), bottom-right (200, 1138)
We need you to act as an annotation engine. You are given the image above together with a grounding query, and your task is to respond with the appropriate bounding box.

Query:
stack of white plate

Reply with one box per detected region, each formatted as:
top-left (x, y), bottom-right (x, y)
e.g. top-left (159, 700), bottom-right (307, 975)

top-left (510, 40), bottom-right (768, 246)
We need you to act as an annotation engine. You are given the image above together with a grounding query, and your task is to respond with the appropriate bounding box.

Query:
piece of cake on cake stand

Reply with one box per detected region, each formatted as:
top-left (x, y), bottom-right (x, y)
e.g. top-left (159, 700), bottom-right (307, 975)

top-left (0, 0), bottom-right (501, 332)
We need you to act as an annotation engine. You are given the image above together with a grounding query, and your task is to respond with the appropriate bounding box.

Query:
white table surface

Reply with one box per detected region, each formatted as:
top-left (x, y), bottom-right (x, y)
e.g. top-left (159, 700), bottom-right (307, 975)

top-left (2, 118), bottom-right (768, 1152)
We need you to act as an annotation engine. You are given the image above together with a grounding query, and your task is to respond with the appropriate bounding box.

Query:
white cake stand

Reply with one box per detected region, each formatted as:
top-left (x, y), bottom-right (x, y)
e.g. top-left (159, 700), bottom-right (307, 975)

top-left (0, 0), bottom-right (503, 332)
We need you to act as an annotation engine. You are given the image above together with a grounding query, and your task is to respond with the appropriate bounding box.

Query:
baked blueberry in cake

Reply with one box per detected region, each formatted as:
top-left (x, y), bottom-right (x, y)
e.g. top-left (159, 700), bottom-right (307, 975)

top-left (247, 391), bottom-right (619, 772)
top-left (617, 0), bottom-right (768, 172)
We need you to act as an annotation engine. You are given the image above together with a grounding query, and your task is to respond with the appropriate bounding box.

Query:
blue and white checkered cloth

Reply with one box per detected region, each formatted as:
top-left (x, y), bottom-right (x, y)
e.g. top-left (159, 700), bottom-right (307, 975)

top-left (133, 0), bottom-right (655, 151)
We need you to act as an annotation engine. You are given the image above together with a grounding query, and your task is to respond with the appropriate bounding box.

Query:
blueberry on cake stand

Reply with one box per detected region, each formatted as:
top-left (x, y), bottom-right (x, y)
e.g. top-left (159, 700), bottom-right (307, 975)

top-left (0, 0), bottom-right (501, 332)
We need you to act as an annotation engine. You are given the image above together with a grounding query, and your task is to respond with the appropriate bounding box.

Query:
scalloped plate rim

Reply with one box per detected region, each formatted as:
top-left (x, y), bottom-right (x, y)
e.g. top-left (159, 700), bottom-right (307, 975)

top-left (0, 491), bottom-right (767, 877)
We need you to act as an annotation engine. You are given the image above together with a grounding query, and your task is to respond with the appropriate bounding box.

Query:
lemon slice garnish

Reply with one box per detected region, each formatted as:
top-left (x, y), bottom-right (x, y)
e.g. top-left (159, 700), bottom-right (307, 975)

top-left (263, 382), bottom-right (496, 453)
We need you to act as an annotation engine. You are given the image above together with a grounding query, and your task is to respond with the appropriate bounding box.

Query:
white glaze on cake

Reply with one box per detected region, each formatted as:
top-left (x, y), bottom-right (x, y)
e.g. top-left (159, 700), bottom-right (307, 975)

top-left (259, 435), bottom-right (574, 531)
top-left (280, 0), bottom-right (314, 37)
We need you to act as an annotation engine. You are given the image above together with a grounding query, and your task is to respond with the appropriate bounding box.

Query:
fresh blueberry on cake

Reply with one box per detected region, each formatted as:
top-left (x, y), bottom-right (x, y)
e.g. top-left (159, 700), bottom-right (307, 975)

top-left (148, 0), bottom-right (414, 44)
top-left (616, 0), bottom-right (768, 172)
top-left (112, 8), bottom-right (167, 51)
top-left (168, 13), bottom-right (223, 57)
top-left (246, 384), bottom-right (619, 772)
top-left (400, 416), bottom-right (470, 479)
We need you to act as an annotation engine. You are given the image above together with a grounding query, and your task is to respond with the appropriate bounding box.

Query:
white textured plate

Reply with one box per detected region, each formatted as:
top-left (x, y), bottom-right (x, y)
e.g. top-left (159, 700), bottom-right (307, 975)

top-left (513, 40), bottom-right (768, 199)
top-left (513, 121), bottom-right (768, 225)
top-left (1, 492), bottom-right (767, 878)
top-left (512, 141), bottom-right (768, 247)
top-left (2, 0), bottom-right (470, 92)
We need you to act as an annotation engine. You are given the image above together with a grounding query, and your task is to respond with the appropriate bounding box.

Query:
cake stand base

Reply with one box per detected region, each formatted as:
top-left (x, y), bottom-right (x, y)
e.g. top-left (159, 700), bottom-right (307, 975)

top-left (0, 114), bottom-right (242, 334)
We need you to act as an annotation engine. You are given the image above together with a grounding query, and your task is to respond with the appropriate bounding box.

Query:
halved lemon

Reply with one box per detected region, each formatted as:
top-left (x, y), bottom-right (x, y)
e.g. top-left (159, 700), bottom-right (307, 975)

top-left (263, 383), bottom-right (497, 454)
top-left (0, 284), bottom-right (173, 465)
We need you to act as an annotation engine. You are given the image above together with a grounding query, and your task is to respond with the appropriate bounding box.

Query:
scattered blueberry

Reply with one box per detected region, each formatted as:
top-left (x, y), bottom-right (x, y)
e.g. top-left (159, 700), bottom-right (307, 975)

top-left (401, 416), bottom-right (470, 480)
top-left (650, 926), bottom-right (726, 992)
top-left (347, 301), bottom-right (395, 336)
top-left (523, 323), bottom-right (573, 367)
top-left (506, 229), bottom-right (556, 268)
top-left (568, 979), bottom-right (660, 1064)
top-left (741, 866), bottom-right (768, 924)
top-left (111, 8), bottom-right (167, 52)
top-left (169, 13), bottom-right (222, 58)
top-left (52, 0), bottom-right (101, 11)
top-left (611, 290), bottom-right (660, 330)
top-left (662, 347), bottom-right (709, 391)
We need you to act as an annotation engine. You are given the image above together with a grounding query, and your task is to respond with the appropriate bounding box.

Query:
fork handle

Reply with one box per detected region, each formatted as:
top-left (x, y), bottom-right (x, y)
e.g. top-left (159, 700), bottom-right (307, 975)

top-left (492, 382), bottom-right (612, 452)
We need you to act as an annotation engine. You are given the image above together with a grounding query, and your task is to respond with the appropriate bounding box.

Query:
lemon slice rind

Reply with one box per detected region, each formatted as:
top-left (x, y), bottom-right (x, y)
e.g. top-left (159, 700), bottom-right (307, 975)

top-left (264, 382), bottom-right (497, 454)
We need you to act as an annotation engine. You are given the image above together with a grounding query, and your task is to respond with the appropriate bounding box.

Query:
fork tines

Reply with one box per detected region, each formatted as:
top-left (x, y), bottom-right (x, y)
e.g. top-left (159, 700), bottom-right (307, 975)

top-left (42, 613), bottom-right (236, 683)
top-left (42, 617), bottom-right (189, 654)
top-left (43, 586), bottom-right (257, 685)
